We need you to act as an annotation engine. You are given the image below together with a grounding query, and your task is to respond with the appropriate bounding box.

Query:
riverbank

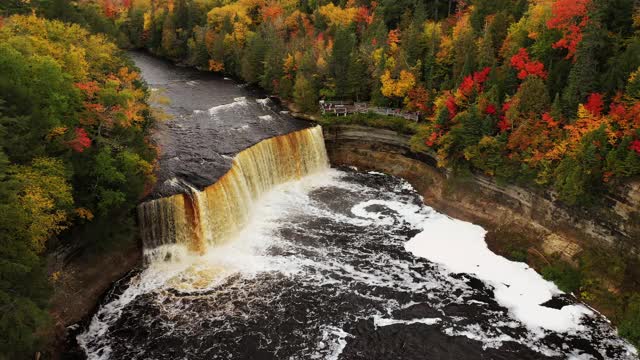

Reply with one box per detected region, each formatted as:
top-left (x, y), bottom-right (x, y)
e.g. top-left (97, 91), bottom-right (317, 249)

top-left (321, 123), bottom-right (640, 347)
top-left (45, 238), bottom-right (141, 358)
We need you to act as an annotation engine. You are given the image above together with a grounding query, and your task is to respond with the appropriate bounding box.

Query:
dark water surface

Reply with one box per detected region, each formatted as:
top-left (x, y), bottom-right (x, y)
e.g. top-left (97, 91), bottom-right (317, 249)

top-left (130, 52), bottom-right (311, 199)
top-left (78, 169), bottom-right (636, 359)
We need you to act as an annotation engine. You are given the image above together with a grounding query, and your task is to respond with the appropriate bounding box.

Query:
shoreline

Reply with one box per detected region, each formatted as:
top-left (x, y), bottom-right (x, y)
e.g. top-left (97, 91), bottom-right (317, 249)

top-left (46, 238), bottom-right (142, 359)
top-left (321, 123), bottom-right (639, 328)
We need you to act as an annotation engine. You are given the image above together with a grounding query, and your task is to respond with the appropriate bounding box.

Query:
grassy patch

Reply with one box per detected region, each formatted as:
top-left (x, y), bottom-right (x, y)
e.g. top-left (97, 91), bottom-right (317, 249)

top-left (317, 112), bottom-right (419, 135)
top-left (619, 294), bottom-right (640, 349)
top-left (484, 226), bottom-right (534, 264)
top-left (541, 261), bottom-right (583, 293)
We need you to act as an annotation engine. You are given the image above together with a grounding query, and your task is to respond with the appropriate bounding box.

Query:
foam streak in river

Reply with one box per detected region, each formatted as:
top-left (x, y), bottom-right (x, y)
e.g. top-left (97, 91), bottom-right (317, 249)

top-left (138, 126), bottom-right (328, 262)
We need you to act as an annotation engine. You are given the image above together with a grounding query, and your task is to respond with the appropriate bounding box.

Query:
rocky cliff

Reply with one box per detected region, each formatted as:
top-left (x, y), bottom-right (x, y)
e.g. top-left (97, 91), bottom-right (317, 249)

top-left (323, 124), bottom-right (640, 258)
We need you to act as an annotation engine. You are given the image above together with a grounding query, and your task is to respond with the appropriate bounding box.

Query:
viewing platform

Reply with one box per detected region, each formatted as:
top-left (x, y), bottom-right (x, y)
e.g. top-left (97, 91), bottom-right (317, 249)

top-left (319, 100), bottom-right (420, 122)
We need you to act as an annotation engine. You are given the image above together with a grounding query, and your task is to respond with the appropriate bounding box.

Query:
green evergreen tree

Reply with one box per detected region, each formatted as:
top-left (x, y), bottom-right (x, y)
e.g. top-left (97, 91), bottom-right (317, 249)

top-left (347, 53), bottom-right (370, 101)
top-left (516, 76), bottom-right (550, 116)
top-left (293, 72), bottom-right (318, 113)
top-left (561, 24), bottom-right (601, 117)
top-left (329, 27), bottom-right (356, 99)
top-left (554, 126), bottom-right (609, 205)
top-left (241, 33), bottom-right (267, 85)
top-left (260, 26), bottom-right (285, 93)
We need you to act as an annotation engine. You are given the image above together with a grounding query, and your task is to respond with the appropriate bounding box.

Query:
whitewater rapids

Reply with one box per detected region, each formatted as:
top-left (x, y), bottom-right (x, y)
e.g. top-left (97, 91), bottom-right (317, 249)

top-left (78, 168), bottom-right (637, 360)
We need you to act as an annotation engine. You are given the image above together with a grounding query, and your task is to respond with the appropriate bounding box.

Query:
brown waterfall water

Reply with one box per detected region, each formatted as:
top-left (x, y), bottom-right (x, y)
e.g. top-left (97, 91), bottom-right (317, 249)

top-left (138, 126), bottom-right (328, 261)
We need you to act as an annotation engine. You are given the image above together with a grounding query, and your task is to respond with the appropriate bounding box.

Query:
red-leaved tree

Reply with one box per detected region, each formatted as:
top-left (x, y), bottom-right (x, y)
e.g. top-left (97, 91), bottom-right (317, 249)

top-left (68, 128), bottom-right (92, 153)
top-left (546, 0), bottom-right (590, 60)
top-left (584, 93), bottom-right (604, 116)
top-left (510, 48), bottom-right (547, 80)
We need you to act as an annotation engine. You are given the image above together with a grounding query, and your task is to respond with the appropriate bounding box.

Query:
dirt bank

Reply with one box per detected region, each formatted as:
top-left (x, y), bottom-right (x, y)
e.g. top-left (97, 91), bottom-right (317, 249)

top-left (44, 240), bottom-right (141, 359)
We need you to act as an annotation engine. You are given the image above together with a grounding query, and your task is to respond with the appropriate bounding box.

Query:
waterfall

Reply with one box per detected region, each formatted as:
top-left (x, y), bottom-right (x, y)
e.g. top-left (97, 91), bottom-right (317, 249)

top-left (138, 126), bottom-right (329, 262)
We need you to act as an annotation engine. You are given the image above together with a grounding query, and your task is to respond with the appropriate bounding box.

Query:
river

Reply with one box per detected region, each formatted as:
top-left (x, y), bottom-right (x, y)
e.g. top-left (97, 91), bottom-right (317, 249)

top-left (76, 53), bottom-right (638, 360)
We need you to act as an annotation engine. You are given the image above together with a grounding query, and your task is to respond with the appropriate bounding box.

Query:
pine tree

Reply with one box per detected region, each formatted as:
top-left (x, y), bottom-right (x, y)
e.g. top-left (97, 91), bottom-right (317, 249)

top-left (402, 12), bottom-right (426, 68)
top-left (347, 53), bottom-right (370, 101)
top-left (452, 19), bottom-right (477, 83)
top-left (293, 73), bottom-right (317, 113)
top-left (516, 76), bottom-right (550, 116)
top-left (550, 93), bottom-right (563, 120)
top-left (329, 27), bottom-right (356, 99)
top-left (260, 26), bottom-right (285, 93)
top-left (161, 15), bottom-right (179, 59)
top-left (477, 26), bottom-right (497, 68)
top-left (240, 33), bottom-right (267, 85)
top-left (561, 23), bottom-right (601, 117)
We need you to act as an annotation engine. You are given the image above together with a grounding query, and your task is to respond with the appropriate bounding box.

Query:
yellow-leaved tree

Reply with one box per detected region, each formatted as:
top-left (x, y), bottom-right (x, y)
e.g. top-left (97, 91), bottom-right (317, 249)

top-left (10, 157), bottom-right (73, 253)
top-left (380, 70), bottom-right (416, 98)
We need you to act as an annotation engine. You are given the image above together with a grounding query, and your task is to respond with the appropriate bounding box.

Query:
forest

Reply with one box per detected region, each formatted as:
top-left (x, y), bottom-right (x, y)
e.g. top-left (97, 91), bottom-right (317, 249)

top-left (0, 12), bottom-right (157, 358)
top-left (27, 0), bottom-right (640, 206)
top-left (1, 0), bottom-right (639, 357)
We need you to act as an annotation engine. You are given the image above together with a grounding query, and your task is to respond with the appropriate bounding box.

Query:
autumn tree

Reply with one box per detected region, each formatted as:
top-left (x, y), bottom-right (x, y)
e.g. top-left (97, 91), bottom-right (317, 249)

top-left (546, 0), bottom-right (591, 60)
top-left (0, 154), bottom-right (67, 358)
top-left (293, 73), bottom-right (318, 113)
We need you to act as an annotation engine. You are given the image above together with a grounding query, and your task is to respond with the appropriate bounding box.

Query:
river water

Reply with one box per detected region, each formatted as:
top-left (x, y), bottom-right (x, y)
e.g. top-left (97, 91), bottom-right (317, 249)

top-left (129, 52), bottom-right (311, 199)
top-left (76, 53), bottom-right (638, 360)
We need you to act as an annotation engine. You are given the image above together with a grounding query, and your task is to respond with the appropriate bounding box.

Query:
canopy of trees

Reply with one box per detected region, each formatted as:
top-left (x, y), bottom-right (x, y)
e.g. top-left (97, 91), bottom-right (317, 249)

top-left (48, 0), bottom-right (640, 207)
top-left (0, 14), bottom-right (156, 358)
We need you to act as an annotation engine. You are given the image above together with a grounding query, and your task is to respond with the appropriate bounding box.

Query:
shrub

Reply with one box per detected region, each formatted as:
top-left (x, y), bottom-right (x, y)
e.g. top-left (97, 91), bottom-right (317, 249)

top-left (541, 262), bottom-right (583, 293)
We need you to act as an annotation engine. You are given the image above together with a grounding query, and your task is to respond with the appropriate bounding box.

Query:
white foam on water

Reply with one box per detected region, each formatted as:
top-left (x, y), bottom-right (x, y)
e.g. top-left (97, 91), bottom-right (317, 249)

top-left (568, 351), bottom-right (597, 360)
top-left (232, 124), bottom-right (250, 131)
top-left (351, 199), bottom-right (429, 228)
top-left (256, 98), bottom-right (271, 106)
top-left (404, 214), bottom-right (592, 333)
top-left (258, 115), bottom-right (273, 121)
top-left (77, 258), bottom-right (199, 359)
top-left (443, 324), bottom-right (521, 351)
top-left (373, 316), bottom-right (441, 327)
top-left (314, 326), bottom-right (351, 360)
top-left (206, 97), bottom-right (249, 115)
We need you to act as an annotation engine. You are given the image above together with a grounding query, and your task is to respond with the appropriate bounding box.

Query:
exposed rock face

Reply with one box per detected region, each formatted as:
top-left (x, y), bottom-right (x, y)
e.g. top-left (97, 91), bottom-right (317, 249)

top-left (324, 124), bottom-right (640, 256)
top-left (47, 240), bottom-right (141, 358)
